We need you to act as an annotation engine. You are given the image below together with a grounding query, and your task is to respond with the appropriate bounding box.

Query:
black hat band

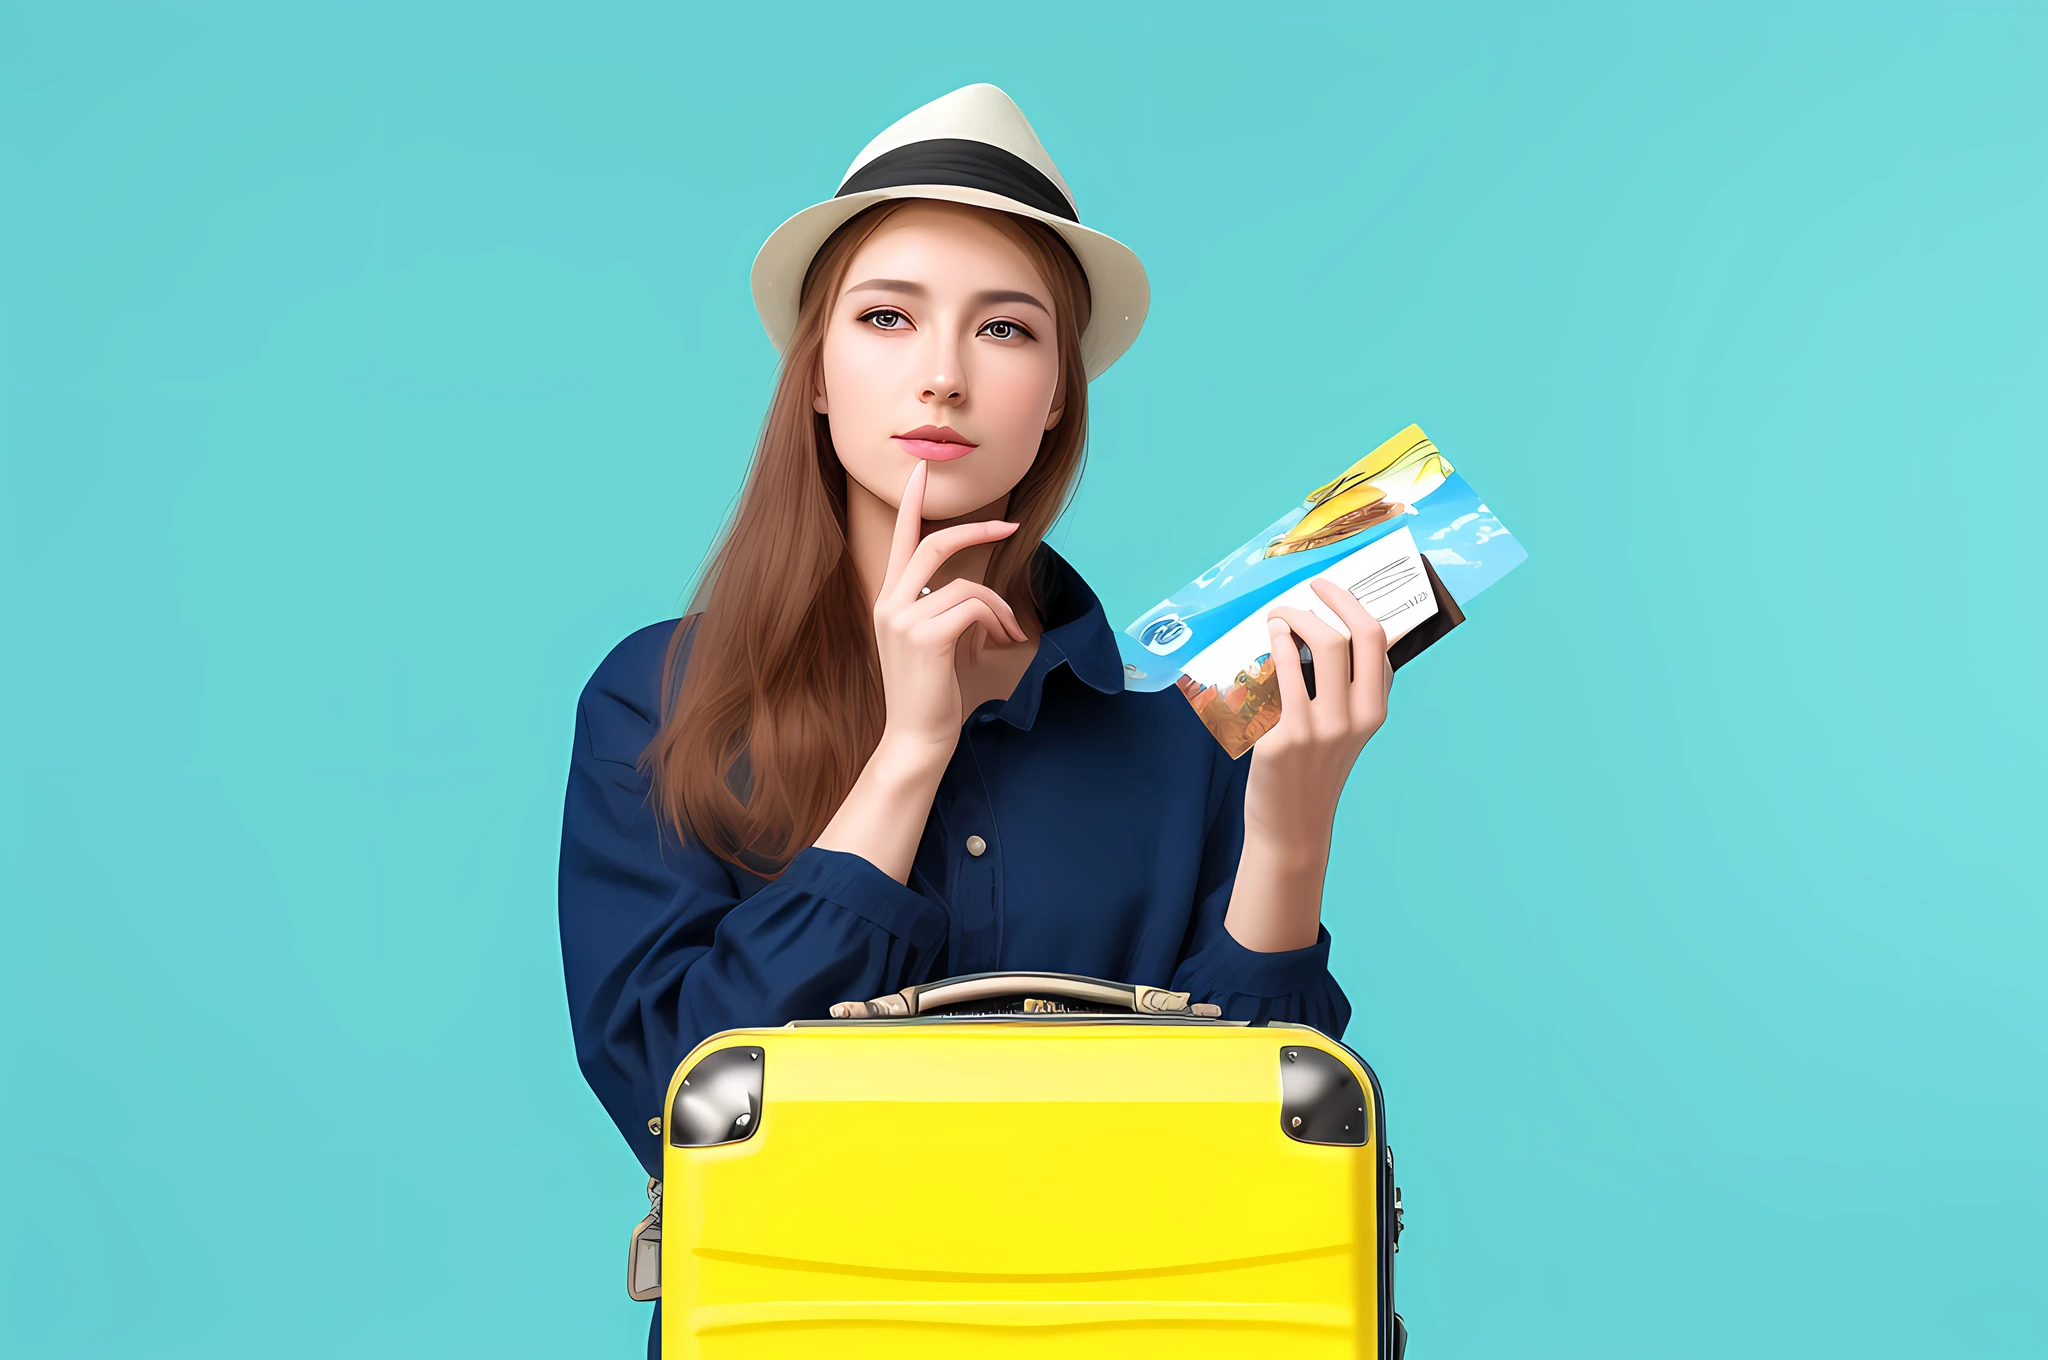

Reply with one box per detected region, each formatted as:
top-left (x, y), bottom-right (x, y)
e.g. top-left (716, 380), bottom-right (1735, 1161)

top-left (836, 138), bottom-right (1078, 223)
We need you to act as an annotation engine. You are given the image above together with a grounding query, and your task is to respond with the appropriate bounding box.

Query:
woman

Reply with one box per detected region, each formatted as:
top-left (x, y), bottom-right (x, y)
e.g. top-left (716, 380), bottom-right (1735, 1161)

top-left (559, 83), bottom-right (1392, 1199)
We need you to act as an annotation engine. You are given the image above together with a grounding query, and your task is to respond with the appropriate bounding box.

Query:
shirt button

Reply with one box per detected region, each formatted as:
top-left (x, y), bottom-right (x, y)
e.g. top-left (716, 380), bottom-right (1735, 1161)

top-left (965, 835), bottom-right (987, 857)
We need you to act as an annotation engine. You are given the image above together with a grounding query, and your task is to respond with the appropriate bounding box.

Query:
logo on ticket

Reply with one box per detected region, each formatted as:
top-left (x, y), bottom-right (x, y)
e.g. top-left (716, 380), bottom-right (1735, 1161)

top-left (1139, 614), bottom-right (1191, 655)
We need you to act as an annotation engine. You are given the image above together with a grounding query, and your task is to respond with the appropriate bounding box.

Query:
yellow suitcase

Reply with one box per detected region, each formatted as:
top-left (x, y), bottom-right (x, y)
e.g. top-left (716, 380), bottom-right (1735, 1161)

top-left (634, 971), bottom-right (1406, 1358)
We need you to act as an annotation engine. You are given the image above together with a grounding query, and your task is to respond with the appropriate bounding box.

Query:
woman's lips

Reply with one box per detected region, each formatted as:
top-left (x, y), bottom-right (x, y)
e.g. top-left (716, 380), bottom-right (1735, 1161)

top-left (894, 426), bottom-right (978, 461)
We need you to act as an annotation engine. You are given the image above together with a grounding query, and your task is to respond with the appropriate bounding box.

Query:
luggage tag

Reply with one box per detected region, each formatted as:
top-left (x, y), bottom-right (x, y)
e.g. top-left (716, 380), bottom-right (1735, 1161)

top-left (627, 1177), bottom-right (662, 1301)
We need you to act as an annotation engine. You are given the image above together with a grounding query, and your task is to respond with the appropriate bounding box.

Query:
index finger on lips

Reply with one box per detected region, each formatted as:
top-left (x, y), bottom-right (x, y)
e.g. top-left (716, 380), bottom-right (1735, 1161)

top-left (882, 461), bottom-right (929, 592)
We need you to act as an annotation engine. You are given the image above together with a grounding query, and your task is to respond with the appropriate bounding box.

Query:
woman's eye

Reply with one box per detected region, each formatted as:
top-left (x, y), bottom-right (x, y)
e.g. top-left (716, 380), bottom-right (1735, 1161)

top-left (863, 309), bottom-right (907, 330)
top-left (980, 320), bottom-right (1030, 341)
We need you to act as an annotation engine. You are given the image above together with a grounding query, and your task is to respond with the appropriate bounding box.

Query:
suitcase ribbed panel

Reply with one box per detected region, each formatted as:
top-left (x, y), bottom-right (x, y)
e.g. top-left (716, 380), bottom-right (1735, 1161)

top-left (663, 1024), bottom-right (1385, 1359)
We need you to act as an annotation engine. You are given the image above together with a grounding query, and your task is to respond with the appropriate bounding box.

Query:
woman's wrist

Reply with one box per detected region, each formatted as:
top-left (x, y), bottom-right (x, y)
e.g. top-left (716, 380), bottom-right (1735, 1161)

top-left (813, 731), bottom-right (952, 881)
top-left (1224, 824), bottom-right (1333, 953)
top-left (871, 728), bottom-right (957, 783)
top-left (1241, 812), bottom-right (1336, 876)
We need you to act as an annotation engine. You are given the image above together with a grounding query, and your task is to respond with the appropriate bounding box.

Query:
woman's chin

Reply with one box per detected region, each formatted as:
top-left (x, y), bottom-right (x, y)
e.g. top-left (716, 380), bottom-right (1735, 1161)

top-left (915, 495), bottom-right (988, 524)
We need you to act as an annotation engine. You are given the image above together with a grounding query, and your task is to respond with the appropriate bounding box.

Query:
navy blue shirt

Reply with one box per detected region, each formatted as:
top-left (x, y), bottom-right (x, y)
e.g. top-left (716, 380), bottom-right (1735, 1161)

top-left (558, 547), bottom-right (1350, 1178)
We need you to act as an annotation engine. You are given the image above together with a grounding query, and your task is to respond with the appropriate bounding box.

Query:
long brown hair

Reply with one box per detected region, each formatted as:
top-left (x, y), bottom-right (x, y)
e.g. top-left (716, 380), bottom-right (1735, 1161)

top-left (643, 200), bottom-right (1094, 872)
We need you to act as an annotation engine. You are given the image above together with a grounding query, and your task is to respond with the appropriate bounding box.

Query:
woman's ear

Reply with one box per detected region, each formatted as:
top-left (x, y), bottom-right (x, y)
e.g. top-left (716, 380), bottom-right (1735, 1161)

top-left (811, 356), bottom-right (831, 415)
top-left (1045, 399), bottom-right (1064, 431)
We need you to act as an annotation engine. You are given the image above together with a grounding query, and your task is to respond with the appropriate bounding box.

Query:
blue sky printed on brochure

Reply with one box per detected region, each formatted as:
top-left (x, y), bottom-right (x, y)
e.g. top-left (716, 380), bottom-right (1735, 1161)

top-left (1117, 445), bottom-right (1527, 692)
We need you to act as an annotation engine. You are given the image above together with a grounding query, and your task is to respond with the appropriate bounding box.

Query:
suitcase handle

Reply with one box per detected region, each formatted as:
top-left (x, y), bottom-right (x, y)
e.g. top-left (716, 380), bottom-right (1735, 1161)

top-left (828, 970), bottom-right (1222, 1019)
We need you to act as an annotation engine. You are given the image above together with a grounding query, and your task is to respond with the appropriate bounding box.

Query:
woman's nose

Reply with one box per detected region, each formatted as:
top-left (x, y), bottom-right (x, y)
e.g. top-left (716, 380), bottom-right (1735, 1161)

top-left (921, 331), bottom-right (965, 405)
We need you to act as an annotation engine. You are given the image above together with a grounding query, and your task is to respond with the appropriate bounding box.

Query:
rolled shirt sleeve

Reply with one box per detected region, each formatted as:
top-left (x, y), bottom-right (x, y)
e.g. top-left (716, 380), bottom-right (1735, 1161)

top-left (1170, 746), bottom-right (1354, 1038)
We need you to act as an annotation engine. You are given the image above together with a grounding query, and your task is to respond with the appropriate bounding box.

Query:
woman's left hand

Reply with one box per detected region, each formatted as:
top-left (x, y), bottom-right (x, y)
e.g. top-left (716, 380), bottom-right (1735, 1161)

top-left (1227, 579), bottom-right (1392, 950)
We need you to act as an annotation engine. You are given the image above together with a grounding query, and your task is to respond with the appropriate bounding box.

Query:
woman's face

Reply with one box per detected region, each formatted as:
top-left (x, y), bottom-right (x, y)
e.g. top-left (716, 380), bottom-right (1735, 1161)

top-left (815, 202), bottom-right (1065, 523)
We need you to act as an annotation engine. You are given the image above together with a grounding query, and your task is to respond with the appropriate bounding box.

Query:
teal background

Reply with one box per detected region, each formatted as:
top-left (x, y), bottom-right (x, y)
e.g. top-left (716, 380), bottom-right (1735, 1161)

top-left (3, 2), bottom-right (2041, 1356)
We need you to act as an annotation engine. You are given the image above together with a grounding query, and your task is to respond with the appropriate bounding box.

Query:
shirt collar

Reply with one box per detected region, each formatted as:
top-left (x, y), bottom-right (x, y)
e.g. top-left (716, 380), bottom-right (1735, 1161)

top-left (991, 545), bottom-right (1125, 731)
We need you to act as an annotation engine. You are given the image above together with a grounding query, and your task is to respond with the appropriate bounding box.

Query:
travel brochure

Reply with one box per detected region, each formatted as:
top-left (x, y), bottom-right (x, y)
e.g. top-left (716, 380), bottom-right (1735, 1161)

top-left (1117, 425), bottom-right (1526, 756)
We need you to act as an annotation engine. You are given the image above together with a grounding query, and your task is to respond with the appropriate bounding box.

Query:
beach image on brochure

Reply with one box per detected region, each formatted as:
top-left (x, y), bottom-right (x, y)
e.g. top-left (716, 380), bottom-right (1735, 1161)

top-left (1116, 424), bottom-right (1528, 748)
top-left (1173, 526), bottom-right (1443, 757)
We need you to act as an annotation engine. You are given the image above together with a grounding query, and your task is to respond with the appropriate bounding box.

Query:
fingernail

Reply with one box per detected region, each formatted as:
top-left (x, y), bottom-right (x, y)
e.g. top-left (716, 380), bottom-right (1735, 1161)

top-left (1268, 617), bottom-right (1287, 632)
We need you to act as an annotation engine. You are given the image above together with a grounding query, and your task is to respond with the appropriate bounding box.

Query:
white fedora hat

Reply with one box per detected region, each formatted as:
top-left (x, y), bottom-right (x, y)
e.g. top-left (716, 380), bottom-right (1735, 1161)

top-left (750, 83), bottom-right (1150, 381)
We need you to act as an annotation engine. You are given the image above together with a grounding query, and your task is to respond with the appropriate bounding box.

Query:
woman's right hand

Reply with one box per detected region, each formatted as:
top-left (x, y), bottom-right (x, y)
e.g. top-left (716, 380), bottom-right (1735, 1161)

top-left (870, 460), bottom-right (1028, 761)
top-left (814, 463), bottom-right (1023, 880)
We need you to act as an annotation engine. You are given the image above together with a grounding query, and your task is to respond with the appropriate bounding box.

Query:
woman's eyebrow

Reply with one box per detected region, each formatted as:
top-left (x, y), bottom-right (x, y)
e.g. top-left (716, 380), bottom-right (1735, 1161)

top-left (970, 288), bottom-right (1052, 314)
top-left (845, 278), bottom-right (926, 295)
top-left (842, 279), bottom-right (1051, 314)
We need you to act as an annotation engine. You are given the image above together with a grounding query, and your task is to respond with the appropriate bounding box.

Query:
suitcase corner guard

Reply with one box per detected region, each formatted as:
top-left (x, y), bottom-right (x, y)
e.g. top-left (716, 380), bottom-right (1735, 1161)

top-left (668, 1045), bottom-right (764, 1147)
top-left (1279, 1044), bottom-right (1368, 1145)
